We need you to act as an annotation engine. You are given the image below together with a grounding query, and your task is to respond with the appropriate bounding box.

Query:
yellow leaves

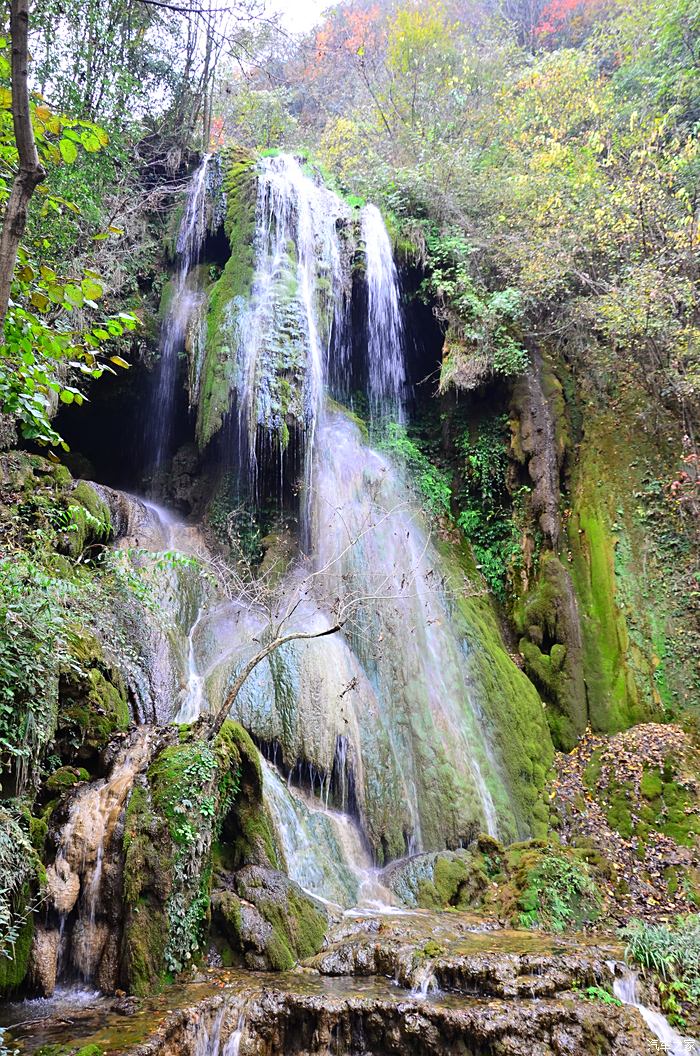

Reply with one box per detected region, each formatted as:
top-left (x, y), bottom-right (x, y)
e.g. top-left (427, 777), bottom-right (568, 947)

top-left (59, 138), bottom-right (78, 165)
top-left (30, 290), bottom-right (50, 312)
top-left (109, 356), bottom-right (130, 369)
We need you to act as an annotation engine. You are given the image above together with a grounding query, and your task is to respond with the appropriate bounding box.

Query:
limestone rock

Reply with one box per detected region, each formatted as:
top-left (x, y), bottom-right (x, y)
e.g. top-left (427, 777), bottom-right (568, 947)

top-left (28, 924), bottom-right (59, 997)
top-left (45, 857), bottom-right (80, 915)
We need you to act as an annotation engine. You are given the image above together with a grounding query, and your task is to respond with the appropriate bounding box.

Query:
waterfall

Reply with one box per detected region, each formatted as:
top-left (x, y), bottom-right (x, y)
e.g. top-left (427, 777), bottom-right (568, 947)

top-left (136, 154), bottom-right (513, 883)
top-left (151, 154), bottom-right (212, 469)
top-left (612, 966), bottom-right (700, 1056)
top-left (46, 728), bottom-right (153, 985)
top-left (311, 412), bottom-right (501, 842)
top-left (262, 758), bottom-right (395, 910)
top-left (231, 154), bottom-right (347, 514)
top-left (361, 203), bottom-right (406, 421)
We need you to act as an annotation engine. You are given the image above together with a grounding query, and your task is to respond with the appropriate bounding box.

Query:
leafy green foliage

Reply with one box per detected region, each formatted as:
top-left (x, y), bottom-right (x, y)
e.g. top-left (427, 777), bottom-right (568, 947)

top-left (0, 555), bottom-right (80, 789)
top-left (0, 810), bottom-right (39, 962)
top-left (379, 421), bottom-right (453, 520)
top-left (420, 228), bottom-right (528, 384)
top-left (623, 917), bottom-right (700, 989)
top-left (518, 853), bottom-right (601, 931)
top-left (456, 416), bottom-right (522, 601)
top-left (582, 984), bottom-right (622, 1006)
top-left (0, 58), bottom-right (139, 450)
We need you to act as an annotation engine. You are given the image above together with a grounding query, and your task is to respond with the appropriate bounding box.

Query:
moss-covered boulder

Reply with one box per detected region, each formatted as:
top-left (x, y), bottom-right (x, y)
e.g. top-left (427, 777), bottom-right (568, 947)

top-left (384, 835), bottom-right (603, 932)
top-left (58, 480), bottom-right (112, 558)
top-left (384, 847), bottom-right (492, 911)
top-left (120, 721), bottom-right (258, 994)
top-left (57, 632), bottom-right (130, 757)
top-left (45, 766), bottom-right (90, 794)
top-left (216, 865), bottom-right (327, 970)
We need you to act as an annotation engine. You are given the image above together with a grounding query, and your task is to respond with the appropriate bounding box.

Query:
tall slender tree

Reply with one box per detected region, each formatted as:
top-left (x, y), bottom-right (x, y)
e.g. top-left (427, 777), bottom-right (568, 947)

top-left (0, 0), bottom-right (44, 331)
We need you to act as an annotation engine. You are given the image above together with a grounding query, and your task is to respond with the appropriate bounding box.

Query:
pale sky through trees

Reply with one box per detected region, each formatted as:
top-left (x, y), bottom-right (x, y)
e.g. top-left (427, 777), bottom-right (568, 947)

top-left (266, 0), bottom-right (329, 31)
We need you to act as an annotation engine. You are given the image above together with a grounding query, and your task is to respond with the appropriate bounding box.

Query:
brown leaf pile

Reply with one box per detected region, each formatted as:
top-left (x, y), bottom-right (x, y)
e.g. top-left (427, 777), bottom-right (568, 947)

top-left (551, 724), bottom-right (699, 922)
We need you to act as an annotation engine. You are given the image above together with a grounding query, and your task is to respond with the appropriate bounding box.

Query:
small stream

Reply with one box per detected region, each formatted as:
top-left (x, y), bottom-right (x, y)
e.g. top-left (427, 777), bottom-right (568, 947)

top-left (612, 966), bottom-right (700, 1056)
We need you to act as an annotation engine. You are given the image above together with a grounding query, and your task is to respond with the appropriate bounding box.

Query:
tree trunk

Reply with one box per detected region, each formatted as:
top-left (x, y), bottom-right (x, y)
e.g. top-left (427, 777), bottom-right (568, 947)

top-left (0, 0), bottom-right (46, 332)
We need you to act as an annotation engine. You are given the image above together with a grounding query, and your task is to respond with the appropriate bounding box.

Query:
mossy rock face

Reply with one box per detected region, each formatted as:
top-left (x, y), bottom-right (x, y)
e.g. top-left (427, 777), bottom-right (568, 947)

top-left (0, 904), bottom-right (33, 994)
top-left (436, 538), bottom-right (554, 841)
top-left (0, 452), bottom-right (108, 558)
top-left (515, 552), bottom-right (587, 751)
top-left (58, 481), bottom-right (113, 559)
top-left (119, 721), bottom-right (250, 993)
top-left (597, 757), bottom-right (700, 851)
top-left (233, 865), bottom-right (328, 968)
top-left (217, 723), bottom-right (279, 870)
top-left (386, 849), bottom-right (491, 911)
top-left (45, 766), bottom-right (90, 794)
top-left (566, 401), bottom-right (699, 732)
top-left (121, 781), bottom-right (173, 997)
top-left (57, 633), bottom-right (130, 756)
top-left (197, 146), bottom-right (258, 448)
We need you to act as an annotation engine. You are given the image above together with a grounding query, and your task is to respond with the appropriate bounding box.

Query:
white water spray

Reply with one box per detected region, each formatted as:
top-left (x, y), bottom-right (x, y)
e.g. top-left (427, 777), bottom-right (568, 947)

top-left (612, 965), bottom-right (700, 1056)
top-left (151, 154), bottom-right (212, 468)
top-left (362, 203), bottom-right (406, 421)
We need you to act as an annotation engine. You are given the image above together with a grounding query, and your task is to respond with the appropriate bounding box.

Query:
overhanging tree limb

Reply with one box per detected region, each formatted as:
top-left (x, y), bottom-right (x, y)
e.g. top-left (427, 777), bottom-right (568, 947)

top-left (207, 622), bottom-right (343, 740)
top-left (0, 0), bottom-right (45, 331)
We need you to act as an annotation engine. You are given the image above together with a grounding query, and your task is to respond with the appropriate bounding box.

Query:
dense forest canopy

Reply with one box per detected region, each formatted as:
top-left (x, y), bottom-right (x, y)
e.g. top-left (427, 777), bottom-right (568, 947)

top-left (0, 0), bottom-right (697, 455)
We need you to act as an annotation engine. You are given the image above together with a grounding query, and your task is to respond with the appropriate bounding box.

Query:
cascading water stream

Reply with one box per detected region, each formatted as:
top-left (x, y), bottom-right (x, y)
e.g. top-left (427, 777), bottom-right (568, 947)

top-left (612, 965), bottom-right (700, 1055)
top-left (150, 154), bottom-right (211, 470)
top-left (47, 728), bottom-right (153, 985)
top-left (176, 603), bottom-right (207, 723)
top-left (311, 412), bottom-right (501, 842)
top-left (231, 154), bottom-right (346, 528)
top-left (262, 758), bottom-right (395, 910)
top-left (361, 203), bottom-right (406, 422)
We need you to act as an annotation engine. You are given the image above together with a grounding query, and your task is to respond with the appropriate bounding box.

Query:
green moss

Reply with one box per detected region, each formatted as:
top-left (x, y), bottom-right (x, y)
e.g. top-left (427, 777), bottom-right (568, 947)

top-left (436, 537), bottom-right (553, 841)
top-left (75, 1045), bottom-right (102, 1056)
top-left (134, 722), bottom-right (247, 979)
top-left (59, 647), bottom-right (130, 751)
top-left (29, 814), bottom-right (48, 852)
top-left (415, 852), bottom-right (489, 910)
top-left (197, 147), bottom-right (258, 447)
top-left (514, 553), bottom-right (586, 750)
top-left (60, 481), bottom-right (112, 558)
top-left (589, 754), bottom-right (700, 855)
top-left (123, 902), bottom-right (168, 998)
top-left (640, 769), bottom-right (663, 800)
top-left (566, 402), bottom-right (699, 732)
top-left (0, 903), bottom-right (33, 993)
top-left (45, 766), bottom-right (90, 793)
top-left (242, 875), bottom-right (326, 967)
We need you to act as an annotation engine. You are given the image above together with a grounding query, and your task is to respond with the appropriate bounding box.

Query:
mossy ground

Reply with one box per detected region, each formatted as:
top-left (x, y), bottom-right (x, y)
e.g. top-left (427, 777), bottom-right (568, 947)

top-left (553, 724), bottom-right (700, 917)
top-left (398, 836), bottom-right (604, 932)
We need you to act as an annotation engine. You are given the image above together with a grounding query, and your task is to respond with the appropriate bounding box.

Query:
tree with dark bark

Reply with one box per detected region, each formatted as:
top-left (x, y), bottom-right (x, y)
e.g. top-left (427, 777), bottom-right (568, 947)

top-left (0, 0), bottom-right (44, 332)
